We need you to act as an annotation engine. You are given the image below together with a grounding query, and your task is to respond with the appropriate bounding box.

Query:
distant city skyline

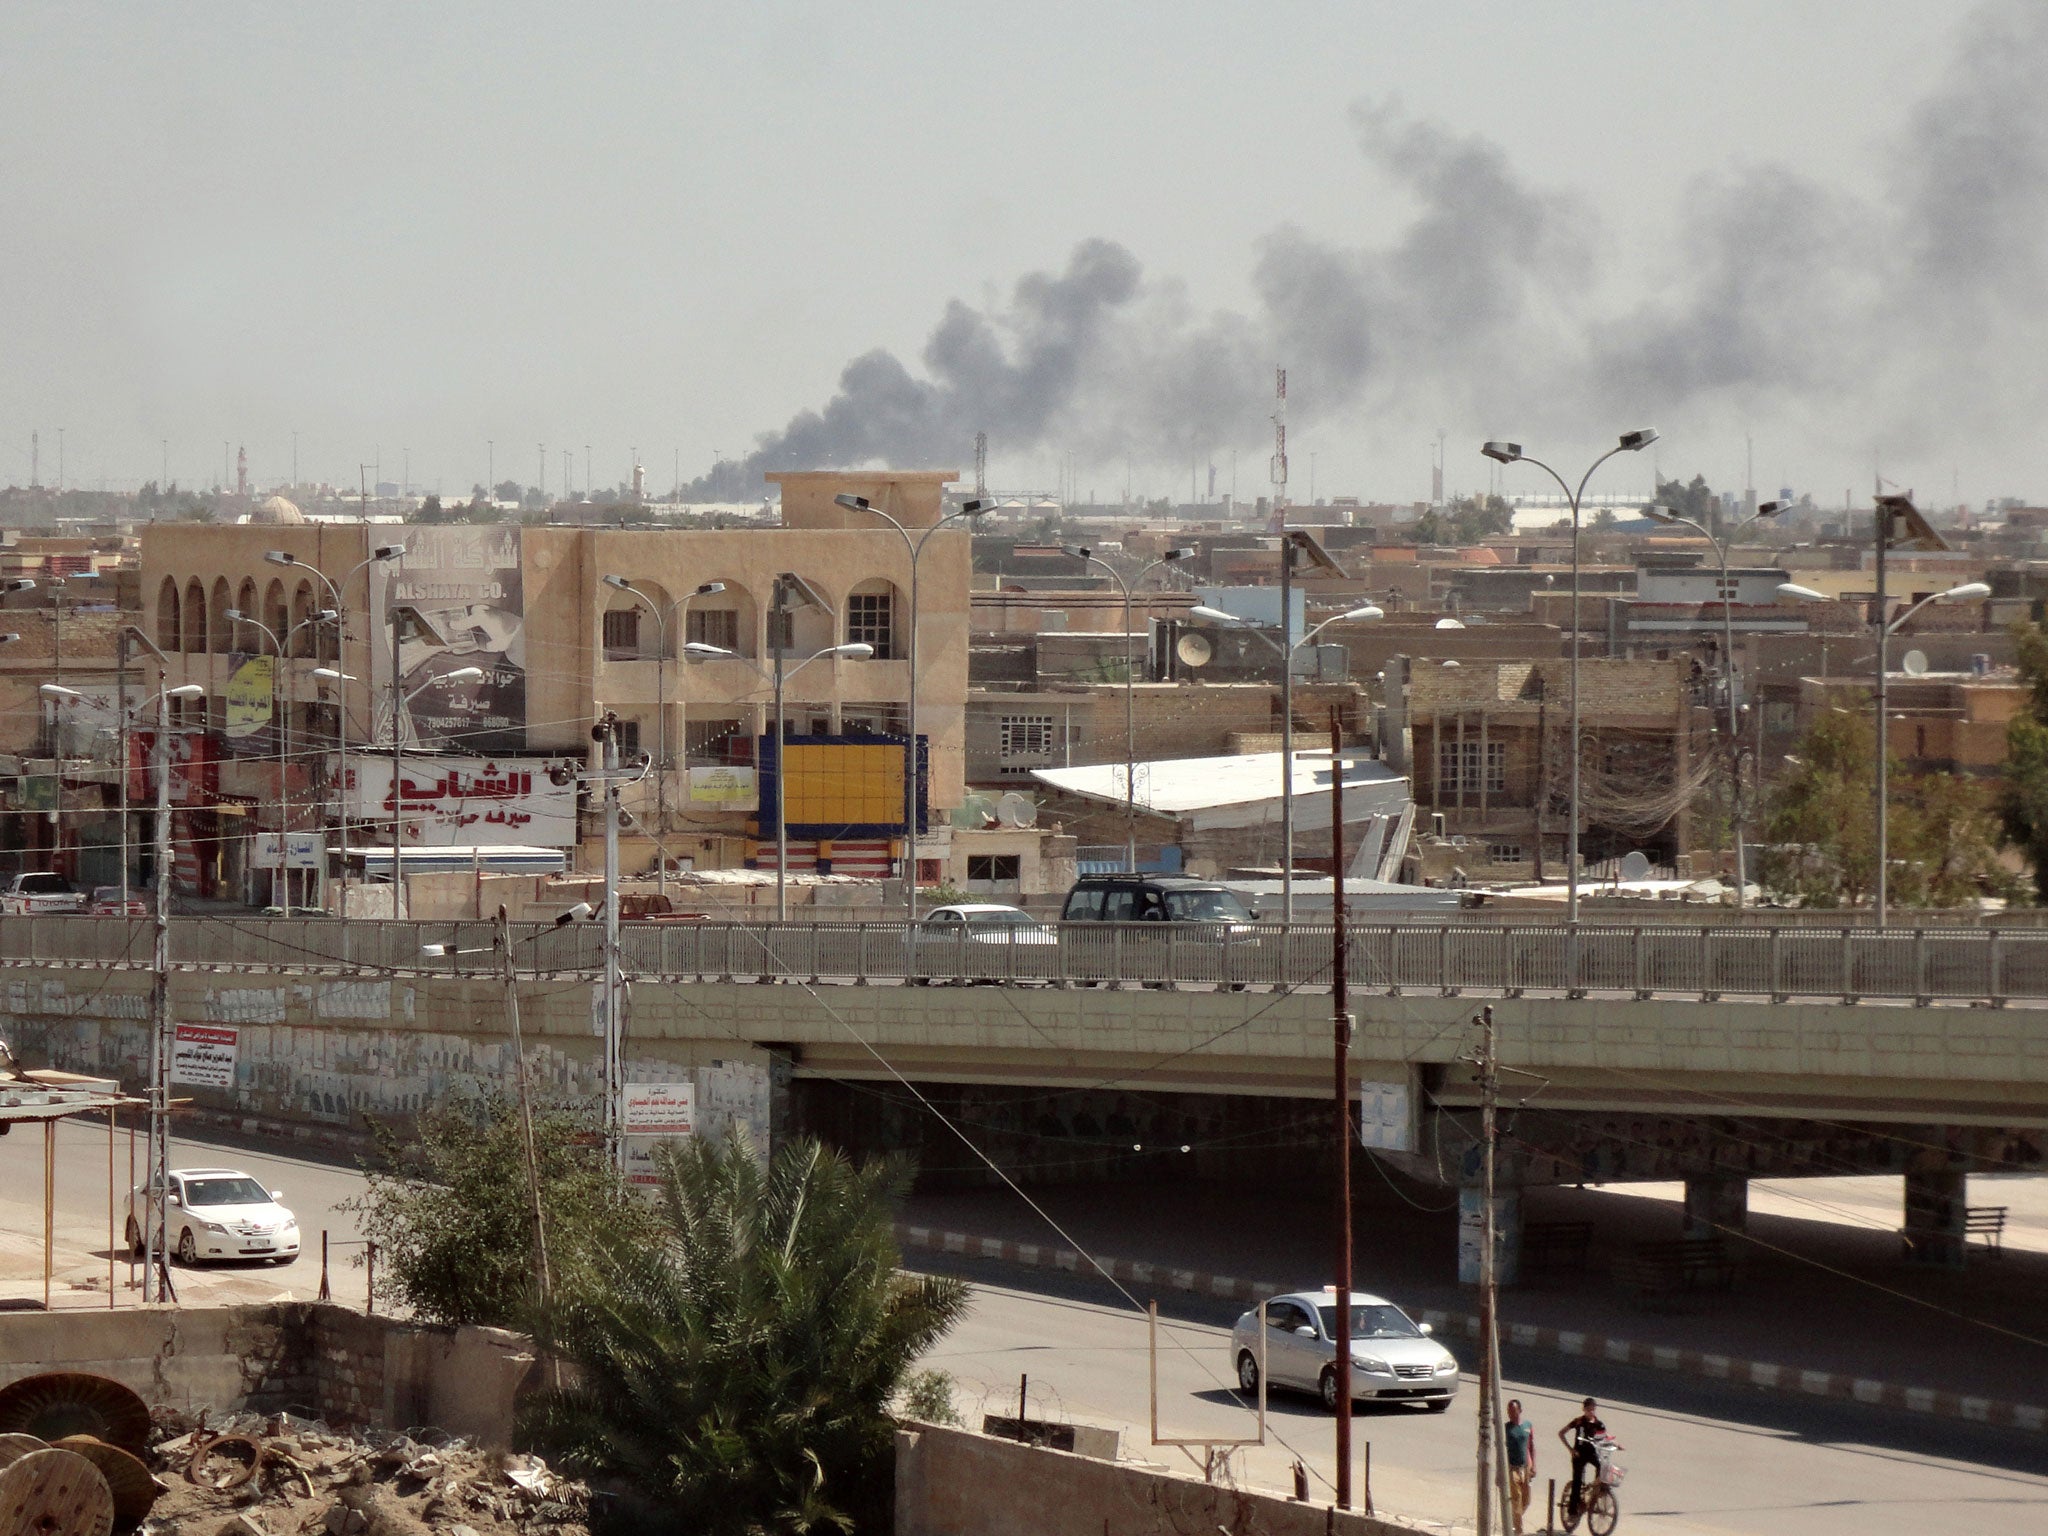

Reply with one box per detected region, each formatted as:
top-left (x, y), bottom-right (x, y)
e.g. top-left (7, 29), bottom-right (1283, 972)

top-left (4, 2), bottom-right (2044, 508)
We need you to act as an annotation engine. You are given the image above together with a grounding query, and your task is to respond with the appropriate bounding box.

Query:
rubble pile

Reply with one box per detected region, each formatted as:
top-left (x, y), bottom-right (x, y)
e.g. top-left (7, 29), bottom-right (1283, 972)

top-left (142, 1412), bottom-right (591, 1536)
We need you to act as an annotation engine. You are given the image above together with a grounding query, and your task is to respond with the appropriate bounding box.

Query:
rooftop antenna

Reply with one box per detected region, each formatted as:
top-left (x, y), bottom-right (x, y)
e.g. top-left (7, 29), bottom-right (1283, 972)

top-left (236, 445), bottom-right (247, 498)
top-left (974, 430), bottom-right (988, 500)
top-left (29, 431), bottom-right (37, 491)
top-left (1270, 367), bottom-right (1289, 519)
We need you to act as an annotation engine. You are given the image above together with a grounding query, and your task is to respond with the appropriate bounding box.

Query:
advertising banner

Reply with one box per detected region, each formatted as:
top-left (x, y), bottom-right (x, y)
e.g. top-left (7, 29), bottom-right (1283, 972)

top-left (687, 766), bottom-right (757, 808)
top-left (223, 654), bottom-right (276, 756)
top-left (341, 755), bottom-right (576, 846)
top-left (372, 527), bottom-right (526, 755)
top-left (622, 1082), bottom-right (696, 1135)
top-left (171, 1024), bottom-right (239, 1090)
top-left (128, 731), bottom-right (215, 806)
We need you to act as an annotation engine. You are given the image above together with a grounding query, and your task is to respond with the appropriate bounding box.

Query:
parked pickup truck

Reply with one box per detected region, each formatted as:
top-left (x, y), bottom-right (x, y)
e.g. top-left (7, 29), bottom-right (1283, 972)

top-left (0, 872), bottom-right (88, 915)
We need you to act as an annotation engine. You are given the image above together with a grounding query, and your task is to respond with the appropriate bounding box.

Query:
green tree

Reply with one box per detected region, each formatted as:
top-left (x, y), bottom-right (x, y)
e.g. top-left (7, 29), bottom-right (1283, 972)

top-left (523, 1132), bottom-right (968, 1536)
top-left (1761, 704), bottom-right (2018, 908)
top-left (2002, 618), bottom-right (2048, 897)
top-left (1654, 473), bottom-right (1717, 523)
top-left (342, 1092), bottom-right (658, 1327)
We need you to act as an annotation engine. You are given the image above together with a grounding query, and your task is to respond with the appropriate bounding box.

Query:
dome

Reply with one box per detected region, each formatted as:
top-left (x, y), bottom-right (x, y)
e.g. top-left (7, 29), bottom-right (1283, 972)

top-left (251, 495), bottom-right (306, 525)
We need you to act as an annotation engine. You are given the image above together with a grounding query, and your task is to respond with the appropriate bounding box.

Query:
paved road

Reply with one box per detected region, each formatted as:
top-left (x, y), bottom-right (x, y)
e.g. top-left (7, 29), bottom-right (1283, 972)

top-left (0, 1117), bottom-right (370, 1308)
top-left (911, 1252), bottom-right (2048, 1536)
top-left (8, 1127), bottom-right (2044, 1534)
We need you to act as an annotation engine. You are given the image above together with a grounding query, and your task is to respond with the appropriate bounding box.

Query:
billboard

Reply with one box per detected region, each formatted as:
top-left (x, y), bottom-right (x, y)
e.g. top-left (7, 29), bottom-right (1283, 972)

top-left (171, 1024), bottom-right (238, 1090)
top-left (759, 733), bottom-right (926, 837)
top-left (372, 527), bottom-right (526, 755)
top-left (223, 654), bottom-right (276, 756)
top-left (341, 755), bottom-right (576, 847)
top-left (688, 766), bottom-right (757, 807)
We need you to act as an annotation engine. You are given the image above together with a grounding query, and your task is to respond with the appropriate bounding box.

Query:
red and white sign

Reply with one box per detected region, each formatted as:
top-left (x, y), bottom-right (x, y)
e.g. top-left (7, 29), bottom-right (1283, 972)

top-left (622, 1082), bottom-right (696, 1136)
top-left (340, 756), bottom-right (576, 847)
top-left (171, 1024), bottom-right (239, 1090)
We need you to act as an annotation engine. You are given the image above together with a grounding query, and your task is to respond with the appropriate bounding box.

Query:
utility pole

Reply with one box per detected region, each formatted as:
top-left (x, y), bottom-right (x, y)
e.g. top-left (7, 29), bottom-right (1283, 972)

top-left (1472, 1004), bottom-right (1508, 1536)
top-left (145, 676), bottom-right (173, 1302)
top-left (495, 904), bottom-right (551, 1304)
top-left (390, 553), bottom-right (405, 917)
top-left (601, 712), bottom-right (623, 1168)
top-left (1329, 711), bottom-right (1355, 1509)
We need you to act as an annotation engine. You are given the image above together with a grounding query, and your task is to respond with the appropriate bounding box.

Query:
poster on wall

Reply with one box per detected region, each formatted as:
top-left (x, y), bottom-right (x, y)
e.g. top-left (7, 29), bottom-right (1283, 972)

top-left (223, 655), bottom-right (277, 757)
top-left (1357, 1079), bottom-right (1414, 1152)
top-left (171, 1024), bottom-right (239, 1090)
top-left (341, 756), bottom-right (576, 846)
top-left (687, 766), bottom-right (757, 808)
top-left (371, 526), bottom-right (526, 755)
top-left (622, 1082), bottom-right (696, 1188)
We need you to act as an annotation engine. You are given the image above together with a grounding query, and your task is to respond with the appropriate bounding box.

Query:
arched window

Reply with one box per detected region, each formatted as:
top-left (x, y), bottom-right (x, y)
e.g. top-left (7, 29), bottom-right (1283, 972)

top-left (292, 582), bottom-right (316, 655)
top-left (685, 580), bottom-right (755, 658)
top-left (236, 578), bottom-right (258, 640)
top-left (209, 578), bottom-right (233, 654)
top-left (183, 580), bottom-right (206, 654)
top-left (844, 578), bottom-right (902, 661)
top-left (157, 577), bottom-right (181, 653)
top-left (264, 578), bottom-right (288, 643)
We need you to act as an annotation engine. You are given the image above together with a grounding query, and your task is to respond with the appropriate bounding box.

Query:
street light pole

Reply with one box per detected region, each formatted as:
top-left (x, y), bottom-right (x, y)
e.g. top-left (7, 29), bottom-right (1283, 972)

top-left (1481, 432), bottom-right (1660, 923)
top-left (837, 494), bottom-right (995, 918)
top-left (603, 577), bottom-right (728, 906)
top-left (1063, 546), bottom-right (1195, 872)
top-left (1777, 570), bottom-right (1988, 925)
top-left (1641, 501), bottom-right (1788, 907)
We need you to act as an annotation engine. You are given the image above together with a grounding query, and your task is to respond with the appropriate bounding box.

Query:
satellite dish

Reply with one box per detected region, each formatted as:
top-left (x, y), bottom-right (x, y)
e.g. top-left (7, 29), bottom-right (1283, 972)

top-left (996, 792), bottom-right (1038, 828)
top-left (1441, 659), bottom-right (1462, 668)
top-left (1618, 851), bottom-right (1652, 882)
top-left (1176, 632), bottom-right (1214, 668)
top-left (1901, 649), bottom-right (1929, 676)
top-left (1435, 617), bottom-right (1466, 629)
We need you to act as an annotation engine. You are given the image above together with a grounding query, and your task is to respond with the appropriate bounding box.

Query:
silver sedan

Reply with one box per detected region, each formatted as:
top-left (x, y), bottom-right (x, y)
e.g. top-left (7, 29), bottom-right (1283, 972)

top-left (1230, 1289), bottom-right (1460, 1412)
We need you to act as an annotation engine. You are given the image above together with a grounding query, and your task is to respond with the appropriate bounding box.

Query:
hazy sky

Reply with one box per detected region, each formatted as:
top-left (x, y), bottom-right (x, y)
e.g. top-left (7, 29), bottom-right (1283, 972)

top-left (5, 1), bottom-right (2042, 508)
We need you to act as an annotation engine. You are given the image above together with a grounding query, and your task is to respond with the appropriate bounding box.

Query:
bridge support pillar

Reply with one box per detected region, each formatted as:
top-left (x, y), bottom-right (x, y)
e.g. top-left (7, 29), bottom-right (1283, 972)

top-left (1681, 1176), bottom-right (1746, 1240)
top-left (1902, 1165), bottom-right (1967, 1268)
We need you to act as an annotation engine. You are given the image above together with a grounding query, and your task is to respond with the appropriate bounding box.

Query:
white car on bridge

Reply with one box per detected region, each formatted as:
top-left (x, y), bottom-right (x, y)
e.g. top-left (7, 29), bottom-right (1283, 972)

top-left (1232, 1289), bottom-right (1459, 1412)
top-left (126, 1168), bottom-right (302, 1266)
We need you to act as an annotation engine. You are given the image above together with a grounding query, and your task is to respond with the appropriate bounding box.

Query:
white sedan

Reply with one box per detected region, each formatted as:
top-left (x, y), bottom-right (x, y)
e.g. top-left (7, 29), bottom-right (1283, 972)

top-left (126, 1168), bottom-right (302, 1266)
top-left (1231, 1289), bottom-right (1460, 1412)
top-left (909, 904), bottom-right (1057, 981)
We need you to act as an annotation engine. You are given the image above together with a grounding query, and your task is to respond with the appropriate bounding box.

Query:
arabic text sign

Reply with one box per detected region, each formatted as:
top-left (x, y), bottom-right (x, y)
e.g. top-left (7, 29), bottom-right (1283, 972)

top-left (171, 1024), bottom-right (239, 1090)
top-left (253, 832), bottom-right (324, 870)
top-left (342, 756), bottom-right (576, 846)
top-left (688, 766), bottom-right (757, 807)
top-left (622, 1082), bottom-right (696, 1136)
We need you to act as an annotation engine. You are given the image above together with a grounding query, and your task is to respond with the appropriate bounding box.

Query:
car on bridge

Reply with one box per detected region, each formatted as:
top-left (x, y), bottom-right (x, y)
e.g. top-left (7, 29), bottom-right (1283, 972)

top-left (1232, 1289), bottom-right (1459, 1412)
top-left (909, 903), bottom-right (1058, 982)
top-left (125, 1168), bottom-right (302, 1266)
top-left (1060, 875), bottom-right (1256, 925)
top-left (0, 871), bottom-right (87, 915)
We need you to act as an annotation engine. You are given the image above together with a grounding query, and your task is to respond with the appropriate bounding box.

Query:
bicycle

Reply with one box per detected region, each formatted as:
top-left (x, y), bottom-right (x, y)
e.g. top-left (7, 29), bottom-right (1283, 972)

top-left (1559, 1432), bottom-right (1623, 1535)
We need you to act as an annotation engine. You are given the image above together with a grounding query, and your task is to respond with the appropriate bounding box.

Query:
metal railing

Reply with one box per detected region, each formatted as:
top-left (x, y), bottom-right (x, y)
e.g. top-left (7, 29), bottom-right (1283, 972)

top-left (0, 914), bottom-right (2041, 1004)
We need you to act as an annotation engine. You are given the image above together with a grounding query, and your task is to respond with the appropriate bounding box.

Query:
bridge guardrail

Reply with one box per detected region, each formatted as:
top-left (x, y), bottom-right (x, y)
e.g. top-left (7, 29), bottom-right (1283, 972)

top-left (0, 914), bottom-right (2042, 1004)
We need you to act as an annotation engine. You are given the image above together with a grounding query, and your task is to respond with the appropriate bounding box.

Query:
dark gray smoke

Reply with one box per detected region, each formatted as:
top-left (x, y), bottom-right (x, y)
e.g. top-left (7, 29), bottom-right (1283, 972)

top-left (692, 1), bottom-right (2048, 499)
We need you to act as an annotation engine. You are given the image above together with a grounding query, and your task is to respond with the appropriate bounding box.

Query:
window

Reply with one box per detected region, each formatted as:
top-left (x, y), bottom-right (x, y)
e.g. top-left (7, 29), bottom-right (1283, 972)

top-left (1487, 842), bottom-right (1524, 865)
top-left (843, 702), bottom-right (907, 735)
top-left (846, 590), bottom-right (894, 659)
top-left (688, 608), bottom-right (738, 652)
top-left (767, 608), bottom-right (794, 654)
top-left (611, 719), bottom-right (642, 759)
top-left (1715, 577), bottom-right (1741, 601)
top-left (1436, 738), bottom-right (1506, 794)
top-left (967, 854), bottom-right (1022, 881)
top-left (602, 608), bottom-right (640, 659)
top-left (999, 714), bottom-right (1057, 765)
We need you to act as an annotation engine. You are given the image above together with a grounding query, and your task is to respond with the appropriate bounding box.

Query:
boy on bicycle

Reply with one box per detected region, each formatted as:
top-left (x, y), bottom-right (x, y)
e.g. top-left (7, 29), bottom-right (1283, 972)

top-left (1558, 1397), bottom-right (1607, 1510)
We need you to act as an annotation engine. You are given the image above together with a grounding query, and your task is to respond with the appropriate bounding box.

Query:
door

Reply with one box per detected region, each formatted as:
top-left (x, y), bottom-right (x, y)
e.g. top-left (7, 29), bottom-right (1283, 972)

top-left (1263, 1299), bottom-right (1321, 1388)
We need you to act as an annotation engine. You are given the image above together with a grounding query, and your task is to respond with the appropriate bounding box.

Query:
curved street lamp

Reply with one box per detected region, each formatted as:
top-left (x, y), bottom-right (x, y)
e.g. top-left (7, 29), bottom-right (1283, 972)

top-left (1640, 499), bottom-right (1788, 906)
top-left (1059, 545), bottom-right (1196, 872)
top-left (837, 493), bottom-right (996, 916)
top-left (1193, 600), bottom-right (1384, 915)
top-left (686, 639), bottom-right (873, 920)
top-left (1479, 431), bottom-right (1659, 922)
top-left (1776, 576), bottom-right (1989, 925)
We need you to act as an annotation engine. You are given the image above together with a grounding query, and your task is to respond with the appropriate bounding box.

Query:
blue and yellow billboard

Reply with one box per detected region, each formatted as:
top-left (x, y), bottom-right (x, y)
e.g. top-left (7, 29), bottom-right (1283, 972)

top-left (758, 733), bottom-right (927, 837)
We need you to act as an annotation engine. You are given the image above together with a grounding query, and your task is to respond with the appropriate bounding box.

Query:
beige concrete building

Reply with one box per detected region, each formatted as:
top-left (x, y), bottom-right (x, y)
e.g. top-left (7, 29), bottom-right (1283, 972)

top-left (135, 471), bottom-right (974, 901)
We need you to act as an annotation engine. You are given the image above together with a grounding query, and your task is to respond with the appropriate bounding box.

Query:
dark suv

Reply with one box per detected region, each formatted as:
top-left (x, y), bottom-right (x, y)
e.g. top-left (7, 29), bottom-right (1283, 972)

top-left (1060, 875), bottom-right (1255, 924)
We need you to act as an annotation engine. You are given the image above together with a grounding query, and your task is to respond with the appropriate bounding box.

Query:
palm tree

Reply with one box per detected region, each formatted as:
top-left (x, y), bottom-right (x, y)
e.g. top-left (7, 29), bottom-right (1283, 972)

top-left (523, 1131), bottom-right (968, 1535)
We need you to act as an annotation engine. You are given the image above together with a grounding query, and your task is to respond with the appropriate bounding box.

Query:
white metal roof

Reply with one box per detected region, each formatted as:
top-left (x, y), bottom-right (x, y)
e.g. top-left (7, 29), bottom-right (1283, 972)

top-left (1031, 751), bottom-right (1406, 815)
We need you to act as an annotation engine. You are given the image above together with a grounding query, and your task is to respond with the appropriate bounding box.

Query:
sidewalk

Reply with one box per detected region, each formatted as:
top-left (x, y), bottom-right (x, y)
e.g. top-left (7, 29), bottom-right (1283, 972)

top-left (900, 1170), bottom-right (2048, 1430)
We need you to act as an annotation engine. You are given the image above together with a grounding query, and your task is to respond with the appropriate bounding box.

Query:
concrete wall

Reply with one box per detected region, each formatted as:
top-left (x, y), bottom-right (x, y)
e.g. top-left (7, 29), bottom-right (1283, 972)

top-left (0, 1304), bottom-right (534, 1445)
top-left (894, 1423), bottom-right (1418, 1536)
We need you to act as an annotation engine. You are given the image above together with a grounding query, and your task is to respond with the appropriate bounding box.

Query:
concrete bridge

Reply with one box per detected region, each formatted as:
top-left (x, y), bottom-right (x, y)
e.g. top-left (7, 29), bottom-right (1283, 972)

top-left (0, 916), bottom-right (2039, 1268)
